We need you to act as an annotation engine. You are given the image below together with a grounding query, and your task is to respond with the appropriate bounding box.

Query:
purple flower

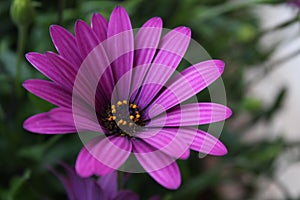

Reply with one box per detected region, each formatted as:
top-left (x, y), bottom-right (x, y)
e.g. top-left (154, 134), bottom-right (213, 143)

top-left (289, 0), bottom-right (300, 7)
top-left (52, 164), bottom-right (139, 200)
top-left (23, 6), bottom-right (231, 189)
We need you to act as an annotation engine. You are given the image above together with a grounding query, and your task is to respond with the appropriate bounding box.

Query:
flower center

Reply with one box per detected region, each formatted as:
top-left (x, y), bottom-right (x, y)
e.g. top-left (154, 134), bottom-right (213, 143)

top-left (101, 100), bottom-right (145, 137)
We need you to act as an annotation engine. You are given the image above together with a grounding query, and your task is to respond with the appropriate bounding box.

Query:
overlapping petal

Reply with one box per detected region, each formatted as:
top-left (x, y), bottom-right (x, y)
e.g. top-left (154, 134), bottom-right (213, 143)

top-left (134, 26), bottom-right (191, 109)
top-left (130, 17), bottom-right (163, 101)
top-left (76, 136), bottom-right (132, 177)
top-left (23, 111), bottom-right (76, 134)
top-left (147, 103), bottom-right (232, 126)
top-left (23, 79), bottom-right (72, 108)
top-left (144, 60), bottom-right (225, 118)
top-left (180, 128), bottom-right (228, 156)
top-left (50, 25), bottom-right (82, 69)
top-left (133, 140), bottom-right (181, 189)
top-left (138, 128), bottom-right (190, 159)
top-left (91, 13), bottom-right (108, 42)
top-left (107, 6), bottom-right (134, 100)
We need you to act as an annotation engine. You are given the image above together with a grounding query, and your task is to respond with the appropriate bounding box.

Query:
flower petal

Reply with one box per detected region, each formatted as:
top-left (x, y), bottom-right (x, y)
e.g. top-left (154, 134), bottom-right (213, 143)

top-left (25, 52), bottom-right (72, 88)
top-left (52, 164), bottom-right (105, 200)
top-left (133, 140), bottom-right (181, 189)
top-left (180, 128), bottom-right (227, 156)
top-left (45, 51), bottom-right (77, 89)
top-left (146, 103), bottom-right (232, 125)
top-left (145, 60), bottom-right (225, 118)
top-left (49, 25), bottom-right (82, 69)
top-left (91, 13), bottom-right (108, 42)
top-left (137, 128), bottom-right (190, 159)
top-left (23, 79), bottom-right (71, 108)
top-left (23, 111), bottom-right (76, 134)
top-left (48, 107), bottom-right (105, 133)
top-left (134, 27), bottom-right (191, 109)
top-left (76, 136), bottom-right (132, 177)
top-left (107, 6), bottom-right (134, 100)
top-left (75, 20), bottom-right (100, 59)
top-left (97, 171), bottom-right (118, 198)
top-left (130, 17), bottom-right (163, 100)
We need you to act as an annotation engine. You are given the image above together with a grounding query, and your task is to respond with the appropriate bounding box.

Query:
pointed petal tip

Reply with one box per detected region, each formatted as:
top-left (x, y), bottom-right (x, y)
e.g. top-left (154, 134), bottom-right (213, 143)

top-left (112, 5), bottom-right (128, 16)
top-left (214, 59), bottom-right (225, 73)
top-left (211, 141), bottom-right (228, 156)
top-left (226, 107), bottom-right (233, 118)
top-left (144, 17), bottom-right (163, 27)
top-left (174, 26), bottom-right (191, 36)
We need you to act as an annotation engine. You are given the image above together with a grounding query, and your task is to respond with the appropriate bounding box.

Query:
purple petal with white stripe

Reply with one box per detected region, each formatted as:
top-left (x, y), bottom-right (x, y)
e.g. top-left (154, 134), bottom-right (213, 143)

top-left (145, 60), bottom-right (225, 118)
top-left (147, 103), bottom-right (232, 126)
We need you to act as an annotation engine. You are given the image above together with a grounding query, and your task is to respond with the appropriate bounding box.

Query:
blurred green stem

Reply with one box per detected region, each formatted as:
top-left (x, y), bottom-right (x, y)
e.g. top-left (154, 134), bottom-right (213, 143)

top-left (15, 24), bottom-right (28, 95)
top-left (58, 0), bottom-right (65, 24)
top-left (198, 0), bottom-right (277, 21)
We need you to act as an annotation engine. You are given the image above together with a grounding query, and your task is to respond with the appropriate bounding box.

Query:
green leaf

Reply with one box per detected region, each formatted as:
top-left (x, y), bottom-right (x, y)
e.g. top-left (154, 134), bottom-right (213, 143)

top-left (5, 170), bottom-right (31, 200)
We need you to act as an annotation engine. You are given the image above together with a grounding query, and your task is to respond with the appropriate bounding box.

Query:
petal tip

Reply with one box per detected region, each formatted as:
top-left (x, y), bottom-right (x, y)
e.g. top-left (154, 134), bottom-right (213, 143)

top-left (174, 26), bottom-right (191, 37)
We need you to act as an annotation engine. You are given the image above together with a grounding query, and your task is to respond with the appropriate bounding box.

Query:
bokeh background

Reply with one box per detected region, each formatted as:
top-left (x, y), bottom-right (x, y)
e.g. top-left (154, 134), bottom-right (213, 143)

top-left (1, 0), bottom-right (300, 199)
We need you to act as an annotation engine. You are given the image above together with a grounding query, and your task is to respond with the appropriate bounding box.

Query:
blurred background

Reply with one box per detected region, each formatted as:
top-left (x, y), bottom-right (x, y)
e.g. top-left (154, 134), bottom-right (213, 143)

top-left (1, 0), bottom-right (300, 199)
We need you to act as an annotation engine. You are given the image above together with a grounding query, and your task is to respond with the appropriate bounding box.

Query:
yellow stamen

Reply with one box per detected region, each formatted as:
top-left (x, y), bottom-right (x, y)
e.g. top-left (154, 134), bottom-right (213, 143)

top-left (129, 123), bottom-right (133, 127)
top-left (132, 104), bottom-right (137, 109)
top-left (111, 105), bottom-right (116, 109)
top-left (122, 121), bottom-right (127, 125)
top-left (117, 101), bottom-right (122, 106)
top-left (108, 116), bottom-right (114, 121)
top-left (136, 114), bottom-right (140, 119)
top-left (112, 109), bottom-right (116, 114)
top-left (112, 116), bottom-right (116, 121)
top-left (129, 115), bottom-right (134, 120)
top-left (123, 100), bottom-right (127, 104)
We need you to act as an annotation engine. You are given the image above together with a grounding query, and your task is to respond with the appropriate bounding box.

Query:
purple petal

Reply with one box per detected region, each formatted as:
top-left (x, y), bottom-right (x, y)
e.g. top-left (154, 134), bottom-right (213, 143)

top-left (49, 25), bottom-right (82, 69)
top-left (23, 111), bottom-right (76, 134)
top-left (146, 103), bottom-right (232, 126)
top-left (134, 27), bottom-right (191, 109)
top-left (97, 171), bottom-right (118, 198)
top-left (145, 60), bottom-right (225, 118)
top-left (75, 20), bottom-right (100, 59)
top-left (130, 17), bottom-right (163, 101)
top-left (76, 136), bottom-right (132, 177)
top-left (26, 52), bottom-right (72, 88)
top-left (132, 140), bottom-right (181, 189)
top-left (181, 128), bottom-right (227, 156)
top-left (91, 13), bottom-right (108, 42)
top-left (107, 6), bottom-right (134, 100)
top-left (52, 164), bottom-right (105, 200)
top-left (113, 190), bottom-right (139, 200)
top-left (137, 128), bottom-right (190, 159)
top-left (48, 108), bottom-right (105, 133)
top-left (23, 79), bottom-right (72, 108)
top-left (45, 51), bottom-right (77, 90)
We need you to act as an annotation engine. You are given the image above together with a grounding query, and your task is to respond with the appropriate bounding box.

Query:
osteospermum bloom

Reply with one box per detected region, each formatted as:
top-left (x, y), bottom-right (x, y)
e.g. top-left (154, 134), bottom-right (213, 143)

top-left (24, 6), bottom-right (231, 189)
top-left (52, 164), bottom-right (139, 200)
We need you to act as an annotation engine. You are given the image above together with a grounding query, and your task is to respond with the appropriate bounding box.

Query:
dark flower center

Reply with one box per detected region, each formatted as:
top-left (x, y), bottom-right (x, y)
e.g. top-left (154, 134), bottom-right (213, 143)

top-left (101, 100), bottom-right (145, 137)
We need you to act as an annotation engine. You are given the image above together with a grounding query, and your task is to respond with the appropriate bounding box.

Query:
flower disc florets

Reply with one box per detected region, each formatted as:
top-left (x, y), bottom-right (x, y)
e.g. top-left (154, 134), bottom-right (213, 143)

top-left (101, 100), bottom-right (145, 137)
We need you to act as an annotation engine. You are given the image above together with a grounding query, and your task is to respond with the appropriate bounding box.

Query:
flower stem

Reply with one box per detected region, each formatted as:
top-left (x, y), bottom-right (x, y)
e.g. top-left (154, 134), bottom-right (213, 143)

top-left (58, 0), bottom-right (65, 24)
top-left (15, 24), bottom-right (28, 95)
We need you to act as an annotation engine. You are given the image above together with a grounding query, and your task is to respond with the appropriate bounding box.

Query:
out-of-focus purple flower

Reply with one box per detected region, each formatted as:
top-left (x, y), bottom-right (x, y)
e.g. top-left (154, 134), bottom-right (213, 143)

top-left (52, 164), bottom-right (139, 200)
top-left (23, 6), bottom-right (231, 189)
top-left (289, 0), bottom-right (300, 8)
